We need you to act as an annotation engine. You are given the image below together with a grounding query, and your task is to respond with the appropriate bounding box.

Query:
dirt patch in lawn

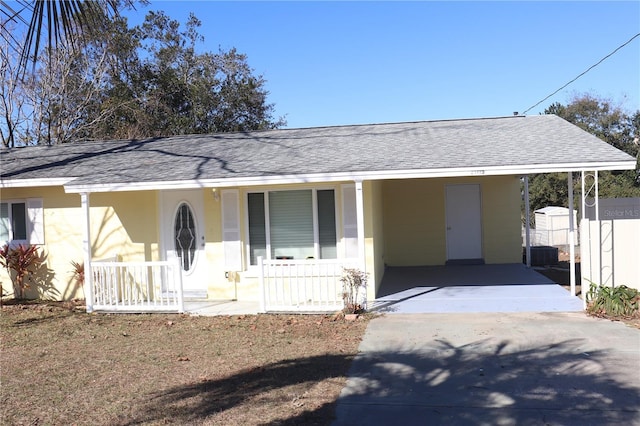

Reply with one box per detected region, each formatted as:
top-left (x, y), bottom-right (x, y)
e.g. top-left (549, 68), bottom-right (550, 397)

top-left (0, 301), bottom-right (370, 425)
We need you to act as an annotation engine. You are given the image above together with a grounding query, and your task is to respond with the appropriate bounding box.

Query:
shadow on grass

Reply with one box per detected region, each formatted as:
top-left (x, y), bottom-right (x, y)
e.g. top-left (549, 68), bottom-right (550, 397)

top-left (126, 353), bottom-right (355, 425)
top-left (10, 312), bottom-right (74, 327)
top-left (127, 337), bottom-right (640, 425)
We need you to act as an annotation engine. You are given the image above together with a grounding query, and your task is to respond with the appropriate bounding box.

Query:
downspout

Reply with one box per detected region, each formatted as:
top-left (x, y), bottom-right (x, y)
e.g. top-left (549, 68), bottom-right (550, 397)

top-left (80, 192), bottom-right (93, 313)
top-left (567, 172), bottom-right (576, 296)
top-left (523, 176), bottom-right (531, 268)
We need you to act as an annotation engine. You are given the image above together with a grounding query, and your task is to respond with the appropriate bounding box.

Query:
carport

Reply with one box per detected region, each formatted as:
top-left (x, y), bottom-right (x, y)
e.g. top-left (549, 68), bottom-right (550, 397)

top-left (371, 264), bottom-right (583, 313)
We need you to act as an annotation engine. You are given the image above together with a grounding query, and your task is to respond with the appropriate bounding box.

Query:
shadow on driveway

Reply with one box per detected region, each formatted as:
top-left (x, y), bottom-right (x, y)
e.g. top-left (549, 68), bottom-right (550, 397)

top-left (334, 312), bottom-right (640, 425)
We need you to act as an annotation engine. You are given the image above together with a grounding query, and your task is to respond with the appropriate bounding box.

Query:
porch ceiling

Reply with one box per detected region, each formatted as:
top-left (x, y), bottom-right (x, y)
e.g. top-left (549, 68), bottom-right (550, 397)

top-left (1, 115), bottom-right (634, 193)
top-left (373, 264), bottom-right (583, 314)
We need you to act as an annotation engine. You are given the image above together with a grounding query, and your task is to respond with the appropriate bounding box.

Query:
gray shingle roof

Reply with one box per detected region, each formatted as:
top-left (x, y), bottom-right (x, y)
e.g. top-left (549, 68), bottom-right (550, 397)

top-left (1, 115), bottom-right (635, 191)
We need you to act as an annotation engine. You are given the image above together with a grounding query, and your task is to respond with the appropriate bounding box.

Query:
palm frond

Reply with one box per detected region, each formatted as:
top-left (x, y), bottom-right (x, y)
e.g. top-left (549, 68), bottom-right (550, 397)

top-left (1, 0), bottom-right (132, 76)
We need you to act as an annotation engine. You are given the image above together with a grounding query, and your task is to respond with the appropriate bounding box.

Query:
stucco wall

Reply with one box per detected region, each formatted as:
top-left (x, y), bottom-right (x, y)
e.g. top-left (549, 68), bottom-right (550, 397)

top-left (1, 186), bottom-right (83, 299)
top-left (90, 191), bottom-right (159, 262)
top-left (0, 187), bottom-right (160, 300)
top-left (382, 176), bottom-right (522, 266)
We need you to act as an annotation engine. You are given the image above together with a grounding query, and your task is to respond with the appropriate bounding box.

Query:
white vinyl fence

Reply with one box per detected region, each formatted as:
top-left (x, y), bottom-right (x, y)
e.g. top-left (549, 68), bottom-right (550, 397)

top-left (522, 227), bottom-right (579, 248)
top-left (91, 260), bottom-right (184, 313)
top-left (258, 257), bottom-right (360, 312)
top-left (580, 218), bottom-right (640, 291)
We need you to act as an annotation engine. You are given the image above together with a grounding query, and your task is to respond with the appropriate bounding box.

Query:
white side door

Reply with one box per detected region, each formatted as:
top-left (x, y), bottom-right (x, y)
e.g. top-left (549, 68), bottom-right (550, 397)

top-left (161, 190), bottom-right (208, 298)
top-left (445, 184), bottom-right (483, 261)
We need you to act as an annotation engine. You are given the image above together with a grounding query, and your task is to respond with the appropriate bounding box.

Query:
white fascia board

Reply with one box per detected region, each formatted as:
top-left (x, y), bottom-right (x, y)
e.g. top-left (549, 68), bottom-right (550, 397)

top-left (1, 177), bottom-right (75, 188)
top-left (63, 160), bottom-right (636, 193)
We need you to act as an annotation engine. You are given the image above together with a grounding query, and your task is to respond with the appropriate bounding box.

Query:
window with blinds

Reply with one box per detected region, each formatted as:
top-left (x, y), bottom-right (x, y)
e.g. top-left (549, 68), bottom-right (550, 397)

top-left (247, 192), bottom-right (267, 265)
top-left (247, 189), bottom-right (337, 264)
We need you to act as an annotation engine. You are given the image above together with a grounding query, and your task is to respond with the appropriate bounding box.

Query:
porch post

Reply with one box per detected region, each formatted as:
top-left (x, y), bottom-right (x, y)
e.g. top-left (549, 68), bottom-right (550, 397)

top-left (567, 172), bottom-right (576, 296)
top-left (523, 176), bottom-right (531, 268)
top-left (355, 180), bottom-right (366, 273)
top-left (258, 256), bottom-right (266, 313)
top-left (581, 171), bottom-right (585, 222)
top-left (595, 171), bottom-right (601, 294)
top-left (80, 192), bottom-right (93, 313)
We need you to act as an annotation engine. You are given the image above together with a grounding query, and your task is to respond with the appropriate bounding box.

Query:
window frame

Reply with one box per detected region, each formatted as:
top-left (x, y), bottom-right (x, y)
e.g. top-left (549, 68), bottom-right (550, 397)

top-left (1, 199), bottom-right (29, 245)
top-left (244, 187), bottom-right (339, 268)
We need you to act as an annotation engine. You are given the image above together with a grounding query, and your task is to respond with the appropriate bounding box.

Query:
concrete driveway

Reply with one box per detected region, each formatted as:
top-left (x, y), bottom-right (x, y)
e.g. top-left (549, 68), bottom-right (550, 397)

top-left (371, 264), bottom-right (584, 314)
top-left (334, 312), bottom-right (640, 425)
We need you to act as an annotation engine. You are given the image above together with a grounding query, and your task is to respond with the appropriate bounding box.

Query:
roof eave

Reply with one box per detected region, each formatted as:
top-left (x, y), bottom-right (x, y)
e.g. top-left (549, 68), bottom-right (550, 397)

top-left (62, 160), bottom-right (636, 193)
top-left (0, 177), bottom-right (75, 188)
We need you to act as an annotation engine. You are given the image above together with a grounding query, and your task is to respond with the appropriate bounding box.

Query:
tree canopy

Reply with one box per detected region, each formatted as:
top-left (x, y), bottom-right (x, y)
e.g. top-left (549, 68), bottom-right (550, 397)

top-left (1, 7), bottom-right (285, 147)
top-left (527, 94), bottom-right (640, 214)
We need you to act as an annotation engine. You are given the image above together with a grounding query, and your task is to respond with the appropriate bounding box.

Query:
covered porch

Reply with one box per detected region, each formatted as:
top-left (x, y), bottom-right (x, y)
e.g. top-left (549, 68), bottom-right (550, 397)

top-left (180, 263), bottom-right (582, 315)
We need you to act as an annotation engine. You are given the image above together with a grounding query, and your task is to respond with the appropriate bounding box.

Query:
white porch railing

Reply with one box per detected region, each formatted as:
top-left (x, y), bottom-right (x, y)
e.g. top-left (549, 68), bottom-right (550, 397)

top-left (91, 260), bottom-right (184, 313)
top-left (258, 257), bottom-right (359, 313)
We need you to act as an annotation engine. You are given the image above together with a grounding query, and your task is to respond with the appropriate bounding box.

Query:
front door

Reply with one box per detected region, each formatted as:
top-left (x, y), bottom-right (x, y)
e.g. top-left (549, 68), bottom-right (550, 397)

top-left (445, 184), bottom-right (483, 261)
top-left (161, 190), bottom-right (207, 298)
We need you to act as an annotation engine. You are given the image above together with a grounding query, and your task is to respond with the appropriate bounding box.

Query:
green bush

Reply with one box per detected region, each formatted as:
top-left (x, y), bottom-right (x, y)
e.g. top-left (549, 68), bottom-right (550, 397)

top-left (586, 281), bottom-right (640, 318)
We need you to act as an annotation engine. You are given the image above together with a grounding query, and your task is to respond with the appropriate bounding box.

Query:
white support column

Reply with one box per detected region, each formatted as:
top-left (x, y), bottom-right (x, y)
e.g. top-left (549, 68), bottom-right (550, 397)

top-left (523, 176), bottom-right (531, 268)
top-left (355, 180), bottom-right (366, 273)
top-left (258, 256), bottom-right (266, 313)
top-left (581, 171), bottom-right (587, 309)
top-left (567, 172), bottom-right (576, 296)
top-left (581, 171), bottom-right (586, 221)
top-left (595, 171), bottom-right (599, 220)
top-left (81, 192), bottom-right (94, 313)
top-left (595, 171), bottom-right (601, 291)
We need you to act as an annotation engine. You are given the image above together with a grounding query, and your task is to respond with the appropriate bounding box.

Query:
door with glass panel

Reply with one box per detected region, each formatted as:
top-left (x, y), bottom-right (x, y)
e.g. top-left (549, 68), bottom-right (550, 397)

top-left (161, 190), bottom-right (207, 298)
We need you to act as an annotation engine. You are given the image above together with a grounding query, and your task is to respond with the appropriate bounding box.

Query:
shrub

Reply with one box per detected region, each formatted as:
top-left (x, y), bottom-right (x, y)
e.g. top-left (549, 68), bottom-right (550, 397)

top-left (340, 267), bottom-right (368, 314)
top-left (586, 281), bottom-right (640, 318)
top-left (0, 244), bottom-right (46, 299)
top-left (70, 260), bottom-right (85, 289)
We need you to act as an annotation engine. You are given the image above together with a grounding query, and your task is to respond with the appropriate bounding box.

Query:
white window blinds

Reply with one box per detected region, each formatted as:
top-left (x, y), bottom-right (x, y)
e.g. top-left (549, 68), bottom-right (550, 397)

top-left (269, 190), bottom-right (314, 260)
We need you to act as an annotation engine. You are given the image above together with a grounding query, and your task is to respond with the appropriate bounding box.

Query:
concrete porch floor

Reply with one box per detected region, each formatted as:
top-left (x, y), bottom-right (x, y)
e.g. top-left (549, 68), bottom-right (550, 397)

top-left (371, 263), bottom-right (583, 314)
top-left (184, 264), bottom-right (583, 316)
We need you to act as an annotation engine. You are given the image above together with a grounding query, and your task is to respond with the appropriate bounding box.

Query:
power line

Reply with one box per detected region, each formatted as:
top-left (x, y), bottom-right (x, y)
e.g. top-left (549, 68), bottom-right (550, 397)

top-left (521, 32), bottom-right (640, 115)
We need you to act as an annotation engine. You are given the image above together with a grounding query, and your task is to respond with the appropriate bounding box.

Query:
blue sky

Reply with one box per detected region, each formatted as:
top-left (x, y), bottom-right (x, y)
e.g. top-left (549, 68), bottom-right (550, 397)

top-left (130, 1), bottom-right (639, 129)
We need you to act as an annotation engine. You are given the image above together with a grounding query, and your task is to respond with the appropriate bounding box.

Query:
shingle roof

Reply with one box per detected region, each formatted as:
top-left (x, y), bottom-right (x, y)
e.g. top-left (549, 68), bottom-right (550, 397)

top-left (1, 115), bottom-right (635, 191)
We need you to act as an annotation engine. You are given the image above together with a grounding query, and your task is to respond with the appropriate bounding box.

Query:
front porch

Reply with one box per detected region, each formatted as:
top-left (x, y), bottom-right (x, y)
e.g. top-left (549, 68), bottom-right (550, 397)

top-left (180, 263), bottom-right (582, 316)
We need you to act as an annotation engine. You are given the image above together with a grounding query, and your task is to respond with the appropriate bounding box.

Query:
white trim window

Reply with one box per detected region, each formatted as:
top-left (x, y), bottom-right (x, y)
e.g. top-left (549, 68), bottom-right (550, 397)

top-left (0, 198), bottom-right (44, 246)
top-left (247, 189), bottom-right (337, 265)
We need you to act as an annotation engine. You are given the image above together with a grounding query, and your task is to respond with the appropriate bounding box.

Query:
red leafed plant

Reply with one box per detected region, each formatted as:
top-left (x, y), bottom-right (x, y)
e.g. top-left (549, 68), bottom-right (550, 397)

top-left (70, 260), bottom-right (85, 289)
top-left (0, 244), bottom-right (46, 299)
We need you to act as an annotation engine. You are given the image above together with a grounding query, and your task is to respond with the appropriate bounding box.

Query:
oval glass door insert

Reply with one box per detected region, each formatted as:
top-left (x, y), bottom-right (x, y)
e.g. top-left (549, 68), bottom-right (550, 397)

top-left (174, 203), bottom-right (196, 271)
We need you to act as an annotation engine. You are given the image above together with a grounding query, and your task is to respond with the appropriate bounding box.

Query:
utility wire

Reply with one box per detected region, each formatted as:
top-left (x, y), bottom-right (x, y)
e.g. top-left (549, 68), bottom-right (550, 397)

top-left (522, 32), bottom-right (640, 115)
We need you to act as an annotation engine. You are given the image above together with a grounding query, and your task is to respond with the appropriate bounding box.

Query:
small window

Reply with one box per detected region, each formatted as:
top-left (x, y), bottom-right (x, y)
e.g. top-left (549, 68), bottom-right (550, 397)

top-left (0, 199), bottom-right (44, 245)
top-left (1, 201), bottom-right (28, 243)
